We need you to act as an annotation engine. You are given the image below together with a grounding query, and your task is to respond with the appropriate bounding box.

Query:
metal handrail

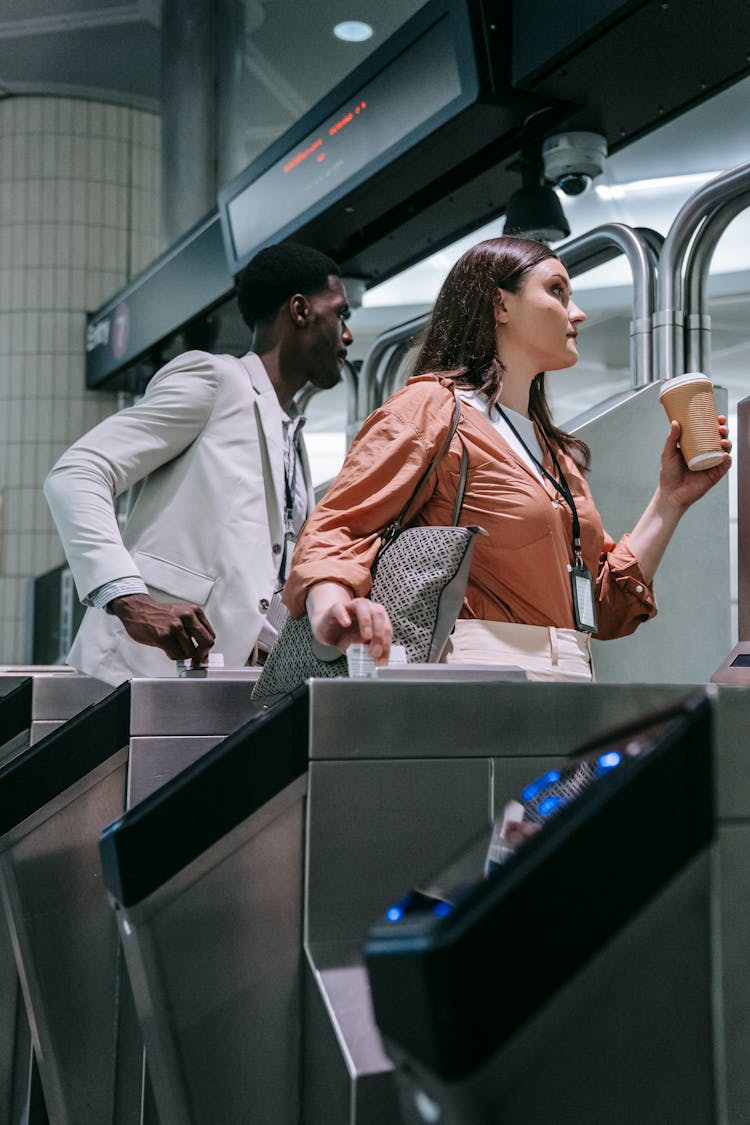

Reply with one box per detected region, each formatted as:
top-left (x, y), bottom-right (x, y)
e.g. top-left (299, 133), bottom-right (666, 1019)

top-left (557, 222), bottom-right (657, 387)
top-left (655, 159), bottom-right (750, 379)
top-left (360, 314), bottom-right (431, 417)
top-left (682, 190), bottom-right (750, 372)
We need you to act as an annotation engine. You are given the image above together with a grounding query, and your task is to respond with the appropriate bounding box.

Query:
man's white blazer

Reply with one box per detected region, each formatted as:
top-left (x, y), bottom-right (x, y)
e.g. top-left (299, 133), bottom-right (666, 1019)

top-left (44, 350), bottom-right (314, 685)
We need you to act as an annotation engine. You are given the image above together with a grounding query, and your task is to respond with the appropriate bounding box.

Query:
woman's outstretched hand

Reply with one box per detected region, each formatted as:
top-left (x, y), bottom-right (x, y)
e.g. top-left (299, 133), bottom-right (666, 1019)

top-left (628, 415), bottom-right (732, 585)
top-left (307, 583), bottom-right (393, 663)
top-left (659, 416), bottom-right (732, 512)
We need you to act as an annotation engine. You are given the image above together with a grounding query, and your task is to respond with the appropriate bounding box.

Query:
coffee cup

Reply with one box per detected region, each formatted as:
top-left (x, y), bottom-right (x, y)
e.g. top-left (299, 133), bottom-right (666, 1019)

top-left (658, 373), bottom-right (724, 471)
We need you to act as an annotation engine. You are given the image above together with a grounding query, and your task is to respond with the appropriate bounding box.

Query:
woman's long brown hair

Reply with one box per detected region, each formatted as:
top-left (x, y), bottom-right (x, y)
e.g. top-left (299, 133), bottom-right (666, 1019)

top-left (412, 235), bottom-right (591, 469)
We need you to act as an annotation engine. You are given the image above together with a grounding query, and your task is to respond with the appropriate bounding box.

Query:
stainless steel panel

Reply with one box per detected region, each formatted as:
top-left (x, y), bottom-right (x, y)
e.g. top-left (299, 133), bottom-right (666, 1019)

top-left (29, 721), bottom-right (62, 745)
top-left (129, 676), bottom-right (260, 736)
top-left (30, 673), bottom-right (111, 721)
top-left (302, 962), bottom-right (354, 1125)
top-left (0, 752), bottom-right (128, 1125)
top-left (709, 684), bottom-right (750, 819)
top-left (0, 909), bottom-right (25, 1125)
top-left (117, 779), bottom-right (306, 1125)
top-left (575, 381), bottom-right (731, 683)
top-left (127, 735), bottom-right (226, 806)
top-left (308, 680), bottom-right (693, 761)
top-left (304, 963), bottom-right (401, 1125)
top-left (714, 826), bottom-right (750, 1125)
top-left (306, 757), bottom-right (492, 954)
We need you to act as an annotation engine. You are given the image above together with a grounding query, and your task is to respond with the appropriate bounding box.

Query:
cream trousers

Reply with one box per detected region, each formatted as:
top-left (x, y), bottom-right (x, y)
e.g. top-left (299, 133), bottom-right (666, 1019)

top-left (445, 620), bottom-right (594, 683)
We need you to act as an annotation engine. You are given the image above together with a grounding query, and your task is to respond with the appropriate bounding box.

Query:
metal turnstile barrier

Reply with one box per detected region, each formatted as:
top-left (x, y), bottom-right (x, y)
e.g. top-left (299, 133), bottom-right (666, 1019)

top-left (364, 693), bottom-right (715, 1124)
top-left (304, 677), bottom-right (750, 1125)
top-left (0, 682), bottom-right (132, 1125)
top-left (0, 669), bottom-right (263, 1125)
top-left (0, 669), bottom-right (112, 1125)
top-left (301, 677), bottom-right (702, 1124)
top-left (99, 685), bottom-right (309, 1125)
top-left (66, 672), bottom-right (750, 1125)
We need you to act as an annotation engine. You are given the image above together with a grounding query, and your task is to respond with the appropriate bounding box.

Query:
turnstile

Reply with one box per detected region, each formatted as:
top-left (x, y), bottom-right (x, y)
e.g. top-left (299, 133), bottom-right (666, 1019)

top-left (364, 694), bottom-right (715, 1124)
top-left (99, 686), bottom-right (309, 1125)
top-left (0, 669), bottom-right (111, 1125)
top-left (301, 677), bottom-right (699, 1124)
top-left (0, 682), bottom-right (132, 1125)
top-left (93, 676), bottom-right (750, 1124)
top-left (0, 670), bottom-right (262, 1125)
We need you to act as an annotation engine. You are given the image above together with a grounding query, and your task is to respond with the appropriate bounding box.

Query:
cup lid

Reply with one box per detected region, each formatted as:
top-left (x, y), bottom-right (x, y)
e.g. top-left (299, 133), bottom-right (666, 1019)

top-left (658, 372), bottom-right (712, 397)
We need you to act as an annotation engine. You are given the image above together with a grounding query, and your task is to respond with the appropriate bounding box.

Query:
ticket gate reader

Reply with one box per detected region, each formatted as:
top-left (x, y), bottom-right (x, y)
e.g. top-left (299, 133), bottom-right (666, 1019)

top-left (365, 694), bottom-right (716, 1124)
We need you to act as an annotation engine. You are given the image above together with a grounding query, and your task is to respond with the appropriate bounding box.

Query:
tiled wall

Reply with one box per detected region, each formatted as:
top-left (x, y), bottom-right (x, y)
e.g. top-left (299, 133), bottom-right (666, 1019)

top-left (0, 96), bottom-right (161, 662)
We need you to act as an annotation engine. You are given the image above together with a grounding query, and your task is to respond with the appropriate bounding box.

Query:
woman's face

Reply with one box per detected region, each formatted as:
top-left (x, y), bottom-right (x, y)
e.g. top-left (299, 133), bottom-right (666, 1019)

top-left (496, 259), bottom-right (586, 373)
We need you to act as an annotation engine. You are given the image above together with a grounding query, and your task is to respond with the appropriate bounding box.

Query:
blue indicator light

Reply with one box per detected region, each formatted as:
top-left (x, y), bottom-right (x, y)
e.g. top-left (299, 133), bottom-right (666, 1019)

top-left (538, 794), bottom-right (565, 817)
top-left (433, 901), bottom-right (453, 918)
top-left (386, 907), bottom-right (403, 922)
top-left (522, 770), bottom-right (561, 802)
top-left (597, 751), bottom-right (622, 771)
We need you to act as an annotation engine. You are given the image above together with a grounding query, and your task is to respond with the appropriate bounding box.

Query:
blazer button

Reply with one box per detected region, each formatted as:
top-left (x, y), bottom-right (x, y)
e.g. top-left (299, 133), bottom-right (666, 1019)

top-left (272, 543), bottom-right (282, 554)
top-left (259, 598), bottom-right (270, 613)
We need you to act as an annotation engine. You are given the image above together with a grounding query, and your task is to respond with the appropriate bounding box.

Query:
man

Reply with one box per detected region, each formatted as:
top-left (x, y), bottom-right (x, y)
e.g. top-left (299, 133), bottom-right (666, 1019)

top-left (44, 242), bottom-right (353, 685)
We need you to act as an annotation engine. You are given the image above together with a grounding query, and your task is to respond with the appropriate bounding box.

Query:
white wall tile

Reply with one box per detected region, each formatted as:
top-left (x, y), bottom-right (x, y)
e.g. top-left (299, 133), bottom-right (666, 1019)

top-left (0, 96), bottom-right (161, 655)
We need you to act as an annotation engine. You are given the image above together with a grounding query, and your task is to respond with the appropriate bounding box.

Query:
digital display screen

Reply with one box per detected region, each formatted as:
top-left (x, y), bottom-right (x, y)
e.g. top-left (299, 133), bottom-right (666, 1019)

top-left (222, 13), bottom-right (467, 269)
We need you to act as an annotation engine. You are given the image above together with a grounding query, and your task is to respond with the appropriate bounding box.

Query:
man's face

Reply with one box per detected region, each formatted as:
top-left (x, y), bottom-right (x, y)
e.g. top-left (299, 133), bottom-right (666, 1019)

top-left (304, 275), bottom-right (353, 390)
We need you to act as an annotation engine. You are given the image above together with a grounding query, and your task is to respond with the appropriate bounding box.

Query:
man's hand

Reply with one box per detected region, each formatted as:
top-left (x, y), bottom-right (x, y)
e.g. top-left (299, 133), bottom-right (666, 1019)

top-left (108, 593), bottom-right (216, 666)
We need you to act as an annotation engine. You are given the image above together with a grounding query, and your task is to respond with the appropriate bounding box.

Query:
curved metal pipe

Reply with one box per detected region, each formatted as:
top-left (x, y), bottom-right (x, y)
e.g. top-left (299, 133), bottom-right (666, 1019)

top-left (557, 223), bottom-right (657, 386)
top-left (360, 314), bottom-right (430, 416)
top-left (655, 159), bottom-right (750, 379)
top-left (683, 190), bottom-right (750, 372)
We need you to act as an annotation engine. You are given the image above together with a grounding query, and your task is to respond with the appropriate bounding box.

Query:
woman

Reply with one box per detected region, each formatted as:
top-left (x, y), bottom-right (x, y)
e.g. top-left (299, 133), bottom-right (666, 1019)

top-left (283, 236), bottom-right (731, 681)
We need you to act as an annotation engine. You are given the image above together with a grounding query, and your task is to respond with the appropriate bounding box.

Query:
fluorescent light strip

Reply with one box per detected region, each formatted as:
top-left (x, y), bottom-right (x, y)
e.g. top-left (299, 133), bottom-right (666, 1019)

top-left (595, 171), bottom-right (723, 201)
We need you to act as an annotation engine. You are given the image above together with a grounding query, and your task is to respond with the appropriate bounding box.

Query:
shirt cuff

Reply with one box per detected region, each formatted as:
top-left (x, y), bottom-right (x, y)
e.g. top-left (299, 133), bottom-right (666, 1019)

top-left (86, 577), bottom-right (149, 610)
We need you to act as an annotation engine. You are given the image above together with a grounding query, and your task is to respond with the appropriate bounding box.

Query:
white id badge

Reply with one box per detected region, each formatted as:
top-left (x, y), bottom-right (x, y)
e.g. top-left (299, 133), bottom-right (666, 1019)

top-left (571, 565), bottom-right (597, 633)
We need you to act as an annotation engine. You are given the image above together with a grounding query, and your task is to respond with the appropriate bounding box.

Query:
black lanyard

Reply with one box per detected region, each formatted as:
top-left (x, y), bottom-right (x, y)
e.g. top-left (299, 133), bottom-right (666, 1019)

top-left (496, 406), bottom-right (584, 566)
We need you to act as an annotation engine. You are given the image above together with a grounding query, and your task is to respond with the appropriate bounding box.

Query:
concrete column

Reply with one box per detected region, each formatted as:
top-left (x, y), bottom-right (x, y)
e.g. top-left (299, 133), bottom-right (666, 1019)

top-left (161, 0), bottom-right (250, 243)
top-left (0, 97), bottom-right (161, 662)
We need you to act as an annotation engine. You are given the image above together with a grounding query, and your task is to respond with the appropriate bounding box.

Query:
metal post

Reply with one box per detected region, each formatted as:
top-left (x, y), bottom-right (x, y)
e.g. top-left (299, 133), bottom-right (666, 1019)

top-left (683, 191), bottom-right (750, 372)
top-left (737, 397), bottom-right (750, 641)
top-left (655, 160), bottom-right (750, 380)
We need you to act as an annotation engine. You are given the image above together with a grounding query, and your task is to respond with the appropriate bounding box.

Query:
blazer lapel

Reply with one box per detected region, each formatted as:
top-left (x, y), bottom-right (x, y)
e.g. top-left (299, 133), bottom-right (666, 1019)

top-left (239, 353), bottom-right (286, 561)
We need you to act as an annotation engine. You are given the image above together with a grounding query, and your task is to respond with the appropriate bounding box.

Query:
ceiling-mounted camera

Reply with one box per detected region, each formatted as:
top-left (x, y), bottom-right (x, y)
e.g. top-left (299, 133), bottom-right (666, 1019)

top-left (542, 132), bottom-right (608, 196)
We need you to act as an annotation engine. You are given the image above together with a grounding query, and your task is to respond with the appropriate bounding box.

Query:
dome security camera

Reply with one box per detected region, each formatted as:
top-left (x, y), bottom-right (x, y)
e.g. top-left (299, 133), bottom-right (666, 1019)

top-left (542, 132), bottom-right (608, 196)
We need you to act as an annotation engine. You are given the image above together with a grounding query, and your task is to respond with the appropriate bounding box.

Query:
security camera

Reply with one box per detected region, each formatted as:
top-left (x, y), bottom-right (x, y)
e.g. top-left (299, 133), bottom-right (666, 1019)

top-left (542, 132), bottom-right (608, 196)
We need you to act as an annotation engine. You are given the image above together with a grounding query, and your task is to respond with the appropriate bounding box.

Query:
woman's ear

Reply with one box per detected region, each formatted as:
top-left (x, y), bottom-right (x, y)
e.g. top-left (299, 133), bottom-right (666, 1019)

top-left (494, 289), bottom-right (509, 325)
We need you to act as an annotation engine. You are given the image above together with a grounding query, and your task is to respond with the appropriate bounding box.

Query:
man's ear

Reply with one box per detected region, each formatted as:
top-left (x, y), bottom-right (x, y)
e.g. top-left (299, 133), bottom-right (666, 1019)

top-left (289, 293), bottom-right (310, 327)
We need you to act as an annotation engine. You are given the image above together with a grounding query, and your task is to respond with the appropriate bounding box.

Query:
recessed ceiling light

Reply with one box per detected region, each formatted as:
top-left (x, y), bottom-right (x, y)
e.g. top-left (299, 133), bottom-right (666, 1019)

top-left (334, 20), bottom-right (373, 42)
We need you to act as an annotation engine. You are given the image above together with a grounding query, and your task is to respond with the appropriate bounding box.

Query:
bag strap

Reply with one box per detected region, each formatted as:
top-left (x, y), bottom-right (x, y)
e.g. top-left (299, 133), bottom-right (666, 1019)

top-left (451, 443), bottom-right (469, 525)
top-left (385, 394), bottom-right (464, 539)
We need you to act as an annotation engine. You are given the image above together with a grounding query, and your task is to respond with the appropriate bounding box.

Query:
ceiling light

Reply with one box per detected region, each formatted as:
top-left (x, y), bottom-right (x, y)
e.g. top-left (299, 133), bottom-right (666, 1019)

top-left (595, 171), bottom-right (722, 200)
top-left (334, 21), bottom-right (373, 42)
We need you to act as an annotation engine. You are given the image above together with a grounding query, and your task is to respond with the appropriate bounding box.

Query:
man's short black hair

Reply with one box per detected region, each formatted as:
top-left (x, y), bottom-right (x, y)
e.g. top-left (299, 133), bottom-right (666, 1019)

top-left (236, 242), bottom-right (342, 329)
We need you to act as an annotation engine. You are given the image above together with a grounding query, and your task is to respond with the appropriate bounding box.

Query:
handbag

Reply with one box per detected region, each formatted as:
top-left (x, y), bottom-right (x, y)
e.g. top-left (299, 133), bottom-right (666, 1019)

top-left (251, 396), bottom-right (484, 700)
